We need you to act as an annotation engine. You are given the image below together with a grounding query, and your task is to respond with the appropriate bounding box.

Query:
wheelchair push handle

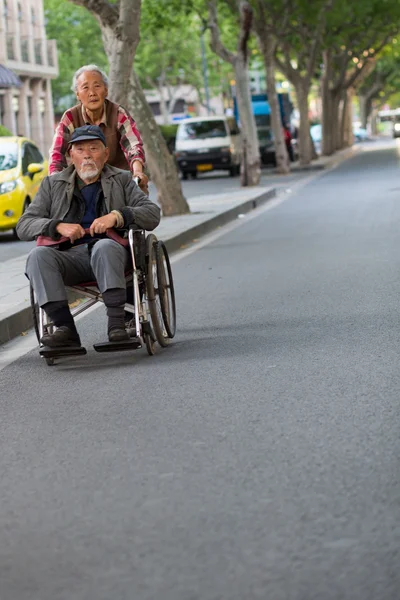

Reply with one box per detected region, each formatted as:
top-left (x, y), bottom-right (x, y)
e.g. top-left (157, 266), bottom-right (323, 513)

top-left (36, 226), bottom-right (129, 248)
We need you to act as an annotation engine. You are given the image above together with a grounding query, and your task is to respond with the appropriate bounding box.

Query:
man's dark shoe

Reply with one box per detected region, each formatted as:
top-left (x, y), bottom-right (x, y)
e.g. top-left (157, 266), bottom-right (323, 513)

top-left (108, 327), bottom-right (130, 342)
top-left (40, 326), bottom-right (81, 348)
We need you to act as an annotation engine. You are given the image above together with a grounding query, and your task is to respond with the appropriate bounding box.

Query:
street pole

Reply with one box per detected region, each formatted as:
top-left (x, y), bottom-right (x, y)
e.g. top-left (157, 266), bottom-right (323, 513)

top-left (200, 32), bottom-right (211, 115)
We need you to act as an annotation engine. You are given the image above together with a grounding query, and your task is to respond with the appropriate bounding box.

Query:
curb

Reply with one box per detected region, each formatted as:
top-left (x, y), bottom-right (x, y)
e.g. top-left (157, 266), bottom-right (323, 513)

top-left (0, 303), bottom-right (33, 346)
top-left (0, 187), bottom-right (277, 345)
top-left (0, 288), bottom-right (92, 346)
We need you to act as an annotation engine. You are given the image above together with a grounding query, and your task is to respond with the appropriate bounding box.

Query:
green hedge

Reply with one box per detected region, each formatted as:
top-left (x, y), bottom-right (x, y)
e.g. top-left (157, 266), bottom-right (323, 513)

top-left (0, 124), bottom-right (12, 136)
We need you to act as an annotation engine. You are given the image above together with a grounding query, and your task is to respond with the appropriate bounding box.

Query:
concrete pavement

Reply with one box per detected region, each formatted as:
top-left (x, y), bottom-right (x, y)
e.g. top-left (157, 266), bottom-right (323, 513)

top-left (0, 144), bottom-right (360, 344)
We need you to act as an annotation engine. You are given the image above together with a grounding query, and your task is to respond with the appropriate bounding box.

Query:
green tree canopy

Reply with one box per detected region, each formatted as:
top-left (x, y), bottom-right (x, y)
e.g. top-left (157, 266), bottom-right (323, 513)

top-left (135, 0), bottom-right (234, 117)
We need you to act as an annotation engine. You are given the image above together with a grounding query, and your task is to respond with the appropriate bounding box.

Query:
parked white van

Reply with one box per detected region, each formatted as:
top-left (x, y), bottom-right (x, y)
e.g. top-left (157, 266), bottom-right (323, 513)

top-left (174, 116), bottom-right (241, 179)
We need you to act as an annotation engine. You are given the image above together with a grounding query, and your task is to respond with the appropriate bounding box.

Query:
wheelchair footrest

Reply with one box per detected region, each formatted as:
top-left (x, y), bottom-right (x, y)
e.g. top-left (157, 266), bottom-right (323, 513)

top-left (93, 337), bottom-right (142, 352)
top-left (39, 345), bottom-right (87, 358)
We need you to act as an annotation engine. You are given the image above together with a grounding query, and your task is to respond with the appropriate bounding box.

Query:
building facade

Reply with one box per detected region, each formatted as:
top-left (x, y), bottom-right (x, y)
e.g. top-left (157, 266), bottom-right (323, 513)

top-left (0, 0), bottom-right (58, 153)
top-left (145, 84), bottom-right (225, 125)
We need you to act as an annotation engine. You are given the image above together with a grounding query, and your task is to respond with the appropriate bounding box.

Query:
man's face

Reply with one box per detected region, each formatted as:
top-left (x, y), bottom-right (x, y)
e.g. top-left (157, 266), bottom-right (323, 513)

top-left (76, 71), bottom-right (108, 113)
top-left (69, 140), bottom-right (110, 181)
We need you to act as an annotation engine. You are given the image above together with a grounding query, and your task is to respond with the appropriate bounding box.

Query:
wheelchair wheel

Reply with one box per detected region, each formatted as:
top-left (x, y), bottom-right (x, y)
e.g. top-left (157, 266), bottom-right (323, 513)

top-left (155, 241), bottom-right (176, 338)
top-left (30, 285), bottom-right (55, 366)
top-left (145, 234), bottom-right (169, 347)
top-left (30, 284), bottom-right (41, 344)
top-left (144, 332), bottom-right (156, 355)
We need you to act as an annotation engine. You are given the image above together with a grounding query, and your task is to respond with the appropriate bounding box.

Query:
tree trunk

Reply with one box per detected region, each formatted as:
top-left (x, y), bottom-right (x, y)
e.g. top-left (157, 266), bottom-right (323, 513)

top-left (322, 91), bottom-right (340, 156)
top-left (359, 92), bottom-right (377, 131)
top-left (337, 88), bottom-right (353, 150)
top-left (157, 77), bottom-right (170, 125)
top-left (259, 36), bottom-right (290, 174)
top-left (98, 4), bottom-right (140, 107)
top-left (321, 80), bottom-right (334, 156)
top-left (359, 94), bottom-right (368, 129)
top-left (342, 88), bottom-right (354, 148)
top-left (365, 97), bottom-right (373, 129)
top-left (74, 0), bottom-right (189, 216)
top-left (294, 82), bottom-right (312, 165)
top-left (370, 107), bottom-right (378, 135)
top-left (321, 50), bottom-right (337, 156)
top-left (234, 55), bottom-right (261, 186)
top-left (128, 70), bottom-right (190, 216)
top-left (338, 90), bottom-right (348, 149)
top-left (208, 0), bottom-right (259, 186)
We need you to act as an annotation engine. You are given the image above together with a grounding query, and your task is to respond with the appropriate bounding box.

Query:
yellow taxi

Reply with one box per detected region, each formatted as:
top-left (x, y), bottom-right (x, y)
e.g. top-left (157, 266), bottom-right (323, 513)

top-left (0, 136), bottom-right (48, 236)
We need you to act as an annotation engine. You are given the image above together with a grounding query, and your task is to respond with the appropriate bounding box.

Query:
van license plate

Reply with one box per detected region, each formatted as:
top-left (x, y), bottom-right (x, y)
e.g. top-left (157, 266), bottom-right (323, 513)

top-left (197, 164), bottom-right (213, 172)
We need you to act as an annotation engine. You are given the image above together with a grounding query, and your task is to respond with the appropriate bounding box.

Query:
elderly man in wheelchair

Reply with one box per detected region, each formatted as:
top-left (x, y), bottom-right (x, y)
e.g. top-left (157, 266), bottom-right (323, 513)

top-left (16, 124), bottom-right (174, 362)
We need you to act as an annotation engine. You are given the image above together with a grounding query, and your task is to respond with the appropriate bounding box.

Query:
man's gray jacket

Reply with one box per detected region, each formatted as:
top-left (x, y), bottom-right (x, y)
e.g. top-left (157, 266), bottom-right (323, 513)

top-left (16, 164), bottom-right (160, 241)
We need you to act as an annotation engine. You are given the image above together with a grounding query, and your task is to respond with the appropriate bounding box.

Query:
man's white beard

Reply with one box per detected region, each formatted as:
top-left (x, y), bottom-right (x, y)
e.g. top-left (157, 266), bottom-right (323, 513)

top-left (78, 163), bottom-right (100, 181)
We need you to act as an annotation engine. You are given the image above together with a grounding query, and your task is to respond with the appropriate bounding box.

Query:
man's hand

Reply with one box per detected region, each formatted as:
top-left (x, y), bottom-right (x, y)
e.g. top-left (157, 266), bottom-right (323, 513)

top-left (90, 213), bottom-right (118, 237)
top-left (56, 223), bottom-right (85, 243)
top-left (134, 172), bottom-right (149, 195)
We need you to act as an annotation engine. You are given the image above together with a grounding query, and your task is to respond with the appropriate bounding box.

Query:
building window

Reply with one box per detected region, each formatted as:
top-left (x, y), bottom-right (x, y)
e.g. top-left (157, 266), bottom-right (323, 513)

top-left (21, 38), bottom-right (29, 62)
top-left (47, 41), bottom-right (54, 66)
top-left (3, 0), bottom-right (8, 18)
top-left (27, 96), bottom-right (32, 117)
top-left (34, 40), bottom-right (43, 64)
top-left (6, 34), bottom-right (15, 60)
top-left (17, 2), bottom-right (22, 20)
top-left (31, 6), bottom-right (35, 25)
top-left (149, 101), bottom-right (161, 116)
top-left (172, 98), bottom-right (185, 113)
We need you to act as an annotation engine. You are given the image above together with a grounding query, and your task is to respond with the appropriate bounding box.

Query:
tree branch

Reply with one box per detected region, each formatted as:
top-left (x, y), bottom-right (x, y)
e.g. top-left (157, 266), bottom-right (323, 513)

top-left (68, 0), bottom-right (119, 28)
top-left (275, 37), bottom-right (301, 84)
top-left (274, 50), bottom-right (298, 84)
top-left (366, 80), bottom-right (384, 102)
top-left (344, 35), bottom-right (392, 89)
top-left (305, 0), bottom-right (334, 83)
top-left (145, 75), bottom-right (157, 89)
top-left (208, 0), bottom-right (236, 65)
top-left (237, 1), bottom-right (253, 61)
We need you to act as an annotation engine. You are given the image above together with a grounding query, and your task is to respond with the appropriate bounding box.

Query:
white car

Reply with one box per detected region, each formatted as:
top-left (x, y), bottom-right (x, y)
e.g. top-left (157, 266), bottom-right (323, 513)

top-left (353, 126), bottom-right (368, 142)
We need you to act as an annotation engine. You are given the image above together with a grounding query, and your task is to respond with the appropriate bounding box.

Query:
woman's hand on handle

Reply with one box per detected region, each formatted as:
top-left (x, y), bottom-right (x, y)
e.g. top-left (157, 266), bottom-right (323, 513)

top-left (133, 172), bottom-right (149, 195)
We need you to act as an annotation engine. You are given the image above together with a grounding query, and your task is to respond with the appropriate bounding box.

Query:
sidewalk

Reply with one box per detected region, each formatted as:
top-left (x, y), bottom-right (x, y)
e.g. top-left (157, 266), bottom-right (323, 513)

top-left (0, 143), bottom-right (359, 345)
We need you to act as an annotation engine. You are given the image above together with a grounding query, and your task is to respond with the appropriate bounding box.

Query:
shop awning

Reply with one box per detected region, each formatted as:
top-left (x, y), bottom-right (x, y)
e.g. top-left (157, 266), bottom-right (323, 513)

top-left (0, 65), bottom-right (21, 88)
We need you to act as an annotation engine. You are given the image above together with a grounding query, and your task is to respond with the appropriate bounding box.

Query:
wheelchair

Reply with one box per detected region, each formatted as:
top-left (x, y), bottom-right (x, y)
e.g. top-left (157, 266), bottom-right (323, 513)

top-left (29, 227), bottom-right (176, 366)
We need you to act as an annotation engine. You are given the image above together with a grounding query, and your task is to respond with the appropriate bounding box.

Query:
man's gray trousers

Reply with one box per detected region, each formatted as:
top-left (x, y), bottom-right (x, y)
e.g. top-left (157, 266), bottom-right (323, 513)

top-left (26, 239), bottom-right (129, 307)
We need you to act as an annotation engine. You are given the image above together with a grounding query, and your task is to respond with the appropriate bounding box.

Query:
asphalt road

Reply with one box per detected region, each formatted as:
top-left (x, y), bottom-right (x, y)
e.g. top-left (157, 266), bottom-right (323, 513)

top-left (1, 142), bottom-right (400, 599)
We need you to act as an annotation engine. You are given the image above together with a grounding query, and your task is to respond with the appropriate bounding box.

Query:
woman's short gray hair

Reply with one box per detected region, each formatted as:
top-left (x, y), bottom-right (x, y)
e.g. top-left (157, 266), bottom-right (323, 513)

top-left (72, 65), bottom-right (109, 93)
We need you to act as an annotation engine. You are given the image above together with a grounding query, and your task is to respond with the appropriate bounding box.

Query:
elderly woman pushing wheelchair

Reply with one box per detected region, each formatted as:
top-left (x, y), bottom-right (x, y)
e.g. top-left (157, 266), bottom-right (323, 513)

top-left (49, 64), bottom-right (149, 195)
